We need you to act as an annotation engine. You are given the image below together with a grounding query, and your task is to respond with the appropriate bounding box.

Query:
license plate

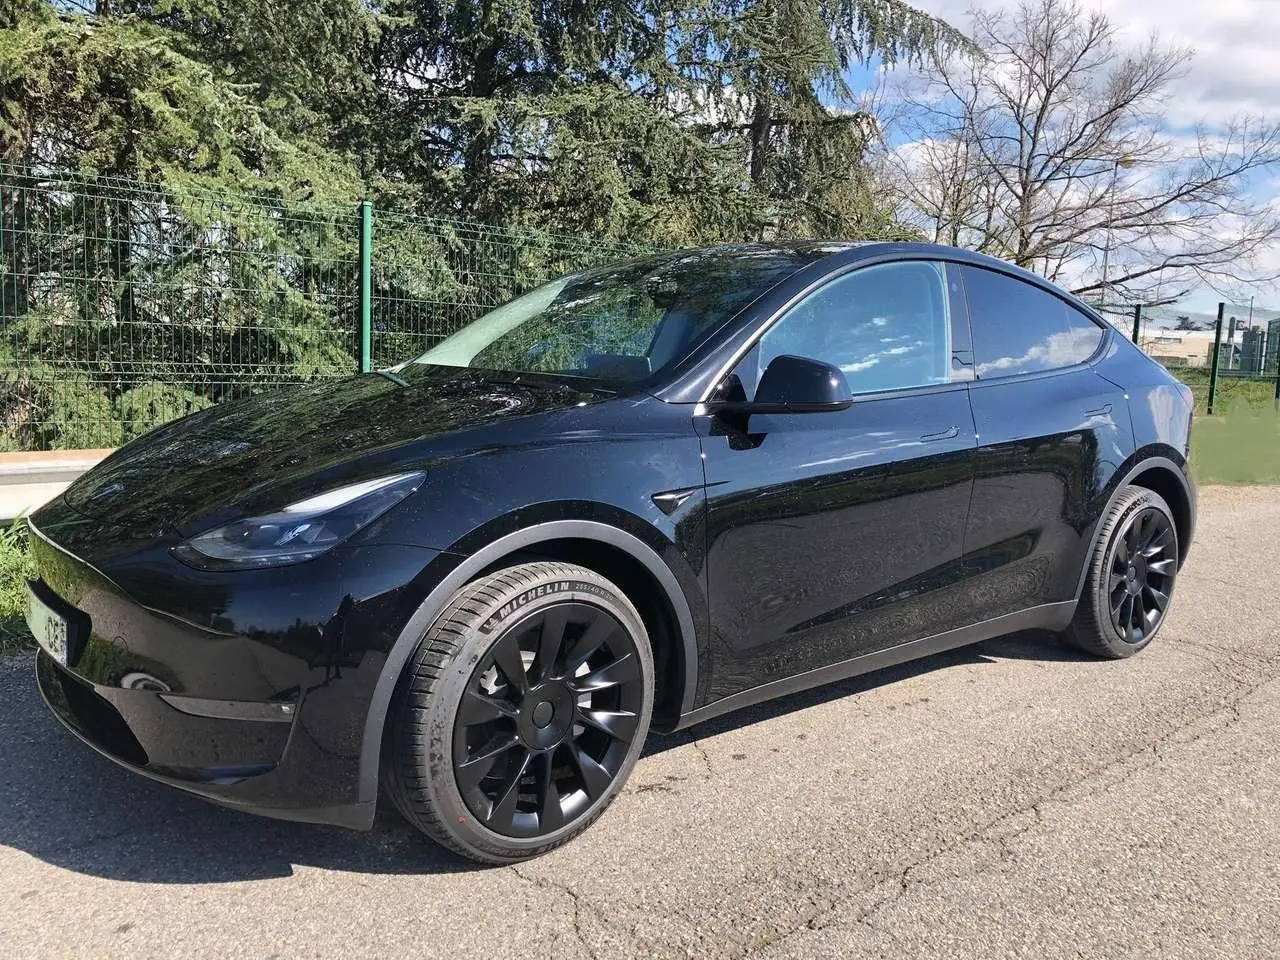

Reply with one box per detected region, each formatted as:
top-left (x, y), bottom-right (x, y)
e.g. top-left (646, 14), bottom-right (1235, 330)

top-left (27, 584), bottom-right (69, 665)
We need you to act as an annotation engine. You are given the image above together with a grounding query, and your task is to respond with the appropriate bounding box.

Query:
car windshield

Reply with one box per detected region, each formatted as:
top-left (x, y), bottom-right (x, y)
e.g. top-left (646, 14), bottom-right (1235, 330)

top-left (410, 247), bottom-right (812, 383)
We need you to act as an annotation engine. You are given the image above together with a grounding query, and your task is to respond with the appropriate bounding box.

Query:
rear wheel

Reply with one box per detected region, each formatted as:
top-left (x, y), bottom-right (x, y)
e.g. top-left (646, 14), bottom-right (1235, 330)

top-left (1065, 485), bottom-right (1179, 658)
top-left (383, 561), bottom-right (654, 864)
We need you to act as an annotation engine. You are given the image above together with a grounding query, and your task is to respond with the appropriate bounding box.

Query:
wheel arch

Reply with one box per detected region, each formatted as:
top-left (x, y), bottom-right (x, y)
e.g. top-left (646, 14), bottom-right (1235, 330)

top-left (1073, 453), bottom-right (1195, 601)
top-left (356, 520), bottom-right (700, 806)
top-left (1126, 462), bottom-right (1194, 566)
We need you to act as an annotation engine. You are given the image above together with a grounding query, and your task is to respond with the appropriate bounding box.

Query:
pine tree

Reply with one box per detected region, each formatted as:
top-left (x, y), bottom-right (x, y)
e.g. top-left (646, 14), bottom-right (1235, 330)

top-left (372, 0), bottom-right (968, 241)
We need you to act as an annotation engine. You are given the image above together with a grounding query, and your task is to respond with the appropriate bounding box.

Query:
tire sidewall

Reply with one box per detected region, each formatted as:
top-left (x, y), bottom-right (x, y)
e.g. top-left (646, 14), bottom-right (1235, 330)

top-left (1092, 488), bottom-right (1178, 654)
top-left (409, 570), bottom-right (654, 860)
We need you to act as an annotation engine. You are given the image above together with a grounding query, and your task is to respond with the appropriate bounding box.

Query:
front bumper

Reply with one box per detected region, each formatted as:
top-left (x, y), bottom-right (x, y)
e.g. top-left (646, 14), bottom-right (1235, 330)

top-left (25, 506), bottom-right (455, 829)
top-left (36, 649), bottom-right (374, 828)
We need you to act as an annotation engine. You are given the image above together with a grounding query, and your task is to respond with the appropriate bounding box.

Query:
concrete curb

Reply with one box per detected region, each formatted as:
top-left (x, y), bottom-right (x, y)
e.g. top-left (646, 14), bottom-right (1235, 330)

top-left (0, 449), bottom-right (113, 521)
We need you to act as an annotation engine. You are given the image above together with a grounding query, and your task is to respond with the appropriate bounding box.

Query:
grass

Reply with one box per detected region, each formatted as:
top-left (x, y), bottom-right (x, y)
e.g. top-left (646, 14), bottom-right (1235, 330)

top-left (1172, 368), bottom-right (1278, 417)
top-left (0, 518), bottom-right (35, 658)
top-left (1166, 367), bottom-right (1280, 483)
top-left (1190, 409), bottom-right (1280, 485)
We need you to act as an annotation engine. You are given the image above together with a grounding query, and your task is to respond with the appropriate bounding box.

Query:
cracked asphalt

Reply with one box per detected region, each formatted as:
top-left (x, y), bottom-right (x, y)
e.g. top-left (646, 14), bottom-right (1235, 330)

top-left (2, 485), bottom-right (1278, 959)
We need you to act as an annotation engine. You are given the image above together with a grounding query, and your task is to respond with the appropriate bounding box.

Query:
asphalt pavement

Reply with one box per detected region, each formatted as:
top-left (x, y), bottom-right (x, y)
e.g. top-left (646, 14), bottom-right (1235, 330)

top-left (1, 485), bottom-right (1278, 959)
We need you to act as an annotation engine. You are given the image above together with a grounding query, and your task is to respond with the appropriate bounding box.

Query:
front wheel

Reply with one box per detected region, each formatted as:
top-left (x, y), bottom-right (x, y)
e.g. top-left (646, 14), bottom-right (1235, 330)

top-left (1065, 485), bottom-right (1179, 658)
top-left (382, 561), bottom-right (654, 864)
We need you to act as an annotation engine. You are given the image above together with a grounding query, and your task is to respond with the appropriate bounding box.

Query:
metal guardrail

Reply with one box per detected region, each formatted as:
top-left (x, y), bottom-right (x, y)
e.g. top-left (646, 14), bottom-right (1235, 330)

top-left (0, 449), bottom-right (111, 521)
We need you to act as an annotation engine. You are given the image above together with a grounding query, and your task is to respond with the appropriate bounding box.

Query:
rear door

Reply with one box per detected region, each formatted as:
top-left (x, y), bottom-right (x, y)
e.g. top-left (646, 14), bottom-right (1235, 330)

top-left (959, 265), bottom-right (1132, 618)
top-left (697, 259), bottom-right (979, 703)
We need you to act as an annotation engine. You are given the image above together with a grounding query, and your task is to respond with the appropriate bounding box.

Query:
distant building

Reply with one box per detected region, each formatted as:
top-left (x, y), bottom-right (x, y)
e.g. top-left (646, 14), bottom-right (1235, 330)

top-left (1139, 330), bottom-right (1240, 368)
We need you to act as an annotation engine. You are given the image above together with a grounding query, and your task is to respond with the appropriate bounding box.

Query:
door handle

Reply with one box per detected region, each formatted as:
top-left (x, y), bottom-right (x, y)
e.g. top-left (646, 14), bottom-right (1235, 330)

top-left (1084, 402), bottom-right (1113, 418)
top-left (920, 425), bottom-right (960, 443)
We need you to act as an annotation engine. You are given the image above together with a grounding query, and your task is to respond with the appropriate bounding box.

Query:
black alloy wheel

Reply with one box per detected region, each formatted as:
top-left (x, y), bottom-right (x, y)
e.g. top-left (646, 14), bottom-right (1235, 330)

top-left (1065, 485), bottom-right (1179, 658)
top-left (383, 562), bottom-right (654, 863)
top-left (1106, 505), bottom-right (1177, 646)
top-left (453, 601), bottom-right (647, 837)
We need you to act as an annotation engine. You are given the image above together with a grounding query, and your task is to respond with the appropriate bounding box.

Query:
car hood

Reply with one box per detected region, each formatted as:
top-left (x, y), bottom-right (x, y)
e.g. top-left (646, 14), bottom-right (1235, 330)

top-left (54, 365), bottom-right (616, 540)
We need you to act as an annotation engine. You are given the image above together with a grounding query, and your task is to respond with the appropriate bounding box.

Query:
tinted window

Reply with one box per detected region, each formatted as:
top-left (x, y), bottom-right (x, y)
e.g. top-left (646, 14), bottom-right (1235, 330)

top-left (412, 248), bottom-right (812, 383)
top-left (963, 266), bottom-right (1103, 378)
top-left (757, 261), bottom-right (952, 394)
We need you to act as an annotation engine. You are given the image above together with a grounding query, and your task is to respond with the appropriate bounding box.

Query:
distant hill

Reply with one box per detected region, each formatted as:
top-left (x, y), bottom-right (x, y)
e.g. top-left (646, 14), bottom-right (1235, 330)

top-left (1146, 305), bottom-right (1274, 332)
top-left (1099, 304), bottom-right (1280, 332)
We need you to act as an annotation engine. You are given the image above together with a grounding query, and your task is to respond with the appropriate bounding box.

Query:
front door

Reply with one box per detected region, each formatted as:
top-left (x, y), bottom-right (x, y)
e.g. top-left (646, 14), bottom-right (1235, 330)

top-left (697, 259), bottom-right (978, 704)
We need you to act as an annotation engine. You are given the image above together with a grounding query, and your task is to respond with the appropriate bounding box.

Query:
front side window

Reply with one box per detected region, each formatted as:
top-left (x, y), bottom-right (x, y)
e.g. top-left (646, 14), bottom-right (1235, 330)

top-left (755, 261), bottom-right (953, 395)
top-left (962, 266), bottom-right (1104, 379)
top-left (411, 248), bottom-right (814, 383)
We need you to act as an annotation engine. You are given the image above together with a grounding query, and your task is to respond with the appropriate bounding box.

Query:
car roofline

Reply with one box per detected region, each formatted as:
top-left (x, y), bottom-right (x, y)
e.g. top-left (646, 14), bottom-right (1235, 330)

top-left (647, 242), bottom-right (1107, 403)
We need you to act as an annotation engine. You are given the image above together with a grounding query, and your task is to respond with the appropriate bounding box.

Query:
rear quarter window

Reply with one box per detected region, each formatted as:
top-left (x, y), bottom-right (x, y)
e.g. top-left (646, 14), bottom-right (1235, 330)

top-left (962, 266), bottom-right (1104, 379)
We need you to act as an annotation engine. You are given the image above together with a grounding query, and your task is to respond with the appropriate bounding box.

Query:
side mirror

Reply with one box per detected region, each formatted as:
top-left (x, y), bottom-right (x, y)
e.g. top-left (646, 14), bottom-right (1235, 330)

top-left (709, 354), bottom-right (853, 417)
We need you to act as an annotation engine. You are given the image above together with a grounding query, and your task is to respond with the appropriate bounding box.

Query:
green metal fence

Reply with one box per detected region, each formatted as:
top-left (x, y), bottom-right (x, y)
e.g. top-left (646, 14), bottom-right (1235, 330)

top-left (1138, 308), bottom-right (1280, 415)
top-left (0, 167), bottom-right (650, 451)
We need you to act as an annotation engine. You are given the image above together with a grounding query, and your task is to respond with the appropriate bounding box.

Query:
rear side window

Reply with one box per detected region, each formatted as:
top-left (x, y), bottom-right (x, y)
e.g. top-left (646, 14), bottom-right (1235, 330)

top-left (962, 266), bottom-right (1103, 378)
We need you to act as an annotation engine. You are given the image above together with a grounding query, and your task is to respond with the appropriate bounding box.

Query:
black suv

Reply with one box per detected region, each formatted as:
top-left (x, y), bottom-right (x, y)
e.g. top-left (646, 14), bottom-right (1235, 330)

top-left (27, 242), bottom-right (1195, 863)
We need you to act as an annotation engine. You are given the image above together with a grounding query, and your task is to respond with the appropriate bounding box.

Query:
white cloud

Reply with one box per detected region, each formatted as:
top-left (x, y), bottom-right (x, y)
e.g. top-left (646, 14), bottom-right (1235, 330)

top-left (910, 0), bottom-right (1280, 126)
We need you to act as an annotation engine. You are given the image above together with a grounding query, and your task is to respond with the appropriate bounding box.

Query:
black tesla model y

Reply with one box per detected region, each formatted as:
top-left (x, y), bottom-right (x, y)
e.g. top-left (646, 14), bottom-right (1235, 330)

top-left (27, 242), bottom-right (1196, 863)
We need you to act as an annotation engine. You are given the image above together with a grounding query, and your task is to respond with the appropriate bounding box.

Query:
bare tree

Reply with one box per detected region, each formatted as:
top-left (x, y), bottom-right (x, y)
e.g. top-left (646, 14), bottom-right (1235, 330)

top-left (888, 0), bottom-right (1280, 306)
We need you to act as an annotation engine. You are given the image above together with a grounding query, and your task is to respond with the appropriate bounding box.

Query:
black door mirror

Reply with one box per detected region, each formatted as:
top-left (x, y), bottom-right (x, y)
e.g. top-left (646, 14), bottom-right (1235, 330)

top-left (709, 354), bottom-right (854, 416)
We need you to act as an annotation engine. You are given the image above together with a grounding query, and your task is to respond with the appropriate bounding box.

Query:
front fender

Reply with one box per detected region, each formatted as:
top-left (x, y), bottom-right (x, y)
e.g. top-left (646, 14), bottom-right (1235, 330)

top-left (354, 517), bottom-right (705, 810)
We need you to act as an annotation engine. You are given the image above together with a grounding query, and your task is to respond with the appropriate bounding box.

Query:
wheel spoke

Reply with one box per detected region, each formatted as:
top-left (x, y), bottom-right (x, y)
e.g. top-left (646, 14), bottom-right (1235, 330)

top-left (484, 749), bottom-right (532, 832)
top-left (1147, 558), bottom-right (1176, 576)
top-left (458, 689), bottom-right (518, 726)
top-left (569, 652), bottom-right (640, 694)
top-left (1146, 585), bottom-right (1170, 612)
top-left (534, 607), bottom-right (571, 682)
top-left (491, 632), bottom-right (529, 695)
top-left (561, 615), bottom-right (618, 675)
top-left (1114, 537), bottom-right (1130, 564)
top-left (1125, 517), bottom-right (1140, 555)
top-left (536, 751), bottom-right (565, 832)
top-left (1142, 602), bottom-right (1162, 631)
top-left (456, 734), bottom-right (521, 791)
top-left (1114, 594), bottom-right (1132, 632)
top-left (566, 743), bottom-right (612, 800)
top-left (1141, 530), bottom-right (1169, 557)
top-left (1128, 593), bottom-right (1143, 635)
top-left (1107, 568), bottom-right (1127, 593)
top-left (1136, 511), bottom-right (1156, 550)
top-left (578, 708), bottom-right (639, 743)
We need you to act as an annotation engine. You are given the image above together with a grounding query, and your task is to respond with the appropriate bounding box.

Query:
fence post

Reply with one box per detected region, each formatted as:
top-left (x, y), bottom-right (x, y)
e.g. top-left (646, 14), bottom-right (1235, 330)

top-left (1131, 304), bottom-right (1142, 345)
top-left (357, 199), bottom-right (373, 374)
top-left (1207, 303), bottom-right (1224, 416)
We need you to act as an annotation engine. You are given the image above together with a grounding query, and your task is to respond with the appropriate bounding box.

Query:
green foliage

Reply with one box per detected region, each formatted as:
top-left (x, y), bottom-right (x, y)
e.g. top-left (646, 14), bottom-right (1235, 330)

top-left (1170, 369), bottom-right (1277, 417)
top-left (0, 5), bottom-right (362, 195)
top-left (0, 0), bottom-right (967, 449)
top-left (4, 0), bottom-right (963, 228)
top-left (0, 168), bottom-right (655, 448)
top-left (0, 355), bottom-right (123, 450)
top-left (0, 519), bottom-right (34, 657)
top-left (44, 373), bottom-right (123, 448)
top-left (370, 0), bottom-right (966, 239)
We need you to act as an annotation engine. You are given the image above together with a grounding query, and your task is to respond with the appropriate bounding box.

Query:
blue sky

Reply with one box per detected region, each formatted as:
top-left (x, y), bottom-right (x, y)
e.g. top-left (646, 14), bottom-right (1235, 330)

top-left (848, 0), bottom-right (1280, 317)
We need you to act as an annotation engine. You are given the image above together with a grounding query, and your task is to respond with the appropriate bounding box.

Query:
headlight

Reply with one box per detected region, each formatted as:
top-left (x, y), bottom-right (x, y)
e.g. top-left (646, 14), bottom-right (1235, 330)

top-left (173, 472), bottom-right (425, 570)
